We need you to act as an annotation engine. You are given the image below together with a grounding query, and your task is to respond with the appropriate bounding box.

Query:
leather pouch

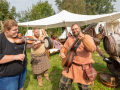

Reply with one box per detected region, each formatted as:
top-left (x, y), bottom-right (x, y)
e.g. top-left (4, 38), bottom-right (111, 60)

top-left (83, 64), bottom-right (97, 82)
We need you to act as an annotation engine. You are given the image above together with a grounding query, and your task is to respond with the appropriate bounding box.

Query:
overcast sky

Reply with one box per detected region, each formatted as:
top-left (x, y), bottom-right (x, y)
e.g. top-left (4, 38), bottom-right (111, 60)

top-left (8, 0), bottom-right (59, 13)
top-left (8, 0), bottom-right (120, 13)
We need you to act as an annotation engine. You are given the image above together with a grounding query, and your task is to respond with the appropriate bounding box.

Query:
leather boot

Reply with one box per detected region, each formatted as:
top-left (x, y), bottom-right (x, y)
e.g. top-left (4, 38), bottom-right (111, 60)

top-left (37, 74), bottom-right (43, 87)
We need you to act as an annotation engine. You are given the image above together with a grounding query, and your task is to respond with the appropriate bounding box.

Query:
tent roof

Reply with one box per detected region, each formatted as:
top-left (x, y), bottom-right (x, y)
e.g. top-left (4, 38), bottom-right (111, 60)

top-left (110, 18), bottom-right (120, 23)
top-left (18, 10), bottom-right (120, 29)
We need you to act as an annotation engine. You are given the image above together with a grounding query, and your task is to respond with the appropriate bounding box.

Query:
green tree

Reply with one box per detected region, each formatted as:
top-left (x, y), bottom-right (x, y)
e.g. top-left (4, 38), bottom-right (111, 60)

top-left (0, 0), bottom-right (17, 21)
top-left (55, 0), bottom-right (86, 14)
top-left (85, 0), bottom-right (117, 15)
top-left (17, 0), bottom-right (54, 22)
top-left (55, 0), bottom-right (116, 15)
top-left (17, 0), bottom-right (55, 35)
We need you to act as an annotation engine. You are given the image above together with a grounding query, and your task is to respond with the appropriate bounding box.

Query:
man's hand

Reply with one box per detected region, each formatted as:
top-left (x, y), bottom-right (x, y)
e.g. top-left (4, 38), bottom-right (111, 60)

top-left (60, 53), bottom-right (66, 59)
top-left (78, 32), bottom-right (85, 41)
top-left (34, 40), bottom-right (41, 45)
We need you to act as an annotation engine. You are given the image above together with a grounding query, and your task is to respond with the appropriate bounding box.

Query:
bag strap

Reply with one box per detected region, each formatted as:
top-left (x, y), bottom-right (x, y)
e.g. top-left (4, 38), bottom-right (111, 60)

top-left (70, 40), bottom-right (81, 66)
top-left (82, 65), bottom-right (86, 70)
top-left (82, 63), bottom-right (92, 70)
top-left (69, 40), bottom-right (81, 66)
top-left (74, 40), bottom-right (81, 51)
top-left (67, 40), bottom-right (81, 73)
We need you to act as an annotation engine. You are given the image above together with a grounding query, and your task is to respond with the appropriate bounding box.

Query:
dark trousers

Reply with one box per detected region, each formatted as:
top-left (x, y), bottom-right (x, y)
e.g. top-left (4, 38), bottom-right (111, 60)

top-left (59, 74), bottom-right (91, 90)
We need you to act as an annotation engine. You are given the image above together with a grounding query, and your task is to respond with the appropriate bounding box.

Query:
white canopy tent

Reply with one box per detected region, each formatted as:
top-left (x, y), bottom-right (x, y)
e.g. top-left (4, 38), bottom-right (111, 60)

top-left (110, 18), bottom-right (120, 34)
top-left (95, 19), bottom-right (120, 35)
top-left (18, 10), bottom-right (120, 29)
top-left (59, 27), bottom-right (72, 39)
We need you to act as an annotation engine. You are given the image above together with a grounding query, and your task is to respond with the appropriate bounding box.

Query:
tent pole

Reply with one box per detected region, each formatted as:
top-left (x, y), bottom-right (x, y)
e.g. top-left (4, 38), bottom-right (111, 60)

top-left (85, 21), bottom-right (87, 27)
top-left (117, 21), bottom-right (119, 33)
top-left (32, 27), bottom-right (33, 36)
top-left (106, 23), bottom-right (108, 35)
top-left (63, 21), bottom-right (68, 37)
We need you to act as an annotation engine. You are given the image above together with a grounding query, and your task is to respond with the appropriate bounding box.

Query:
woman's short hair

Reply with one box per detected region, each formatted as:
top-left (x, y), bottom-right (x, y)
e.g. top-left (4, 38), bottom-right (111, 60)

top-left (3, 19), bottom-right (18, 32)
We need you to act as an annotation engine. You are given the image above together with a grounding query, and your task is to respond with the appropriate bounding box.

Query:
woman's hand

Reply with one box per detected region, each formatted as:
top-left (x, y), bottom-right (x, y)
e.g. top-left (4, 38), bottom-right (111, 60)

top-left (15, 54), bottom-right (25, 61)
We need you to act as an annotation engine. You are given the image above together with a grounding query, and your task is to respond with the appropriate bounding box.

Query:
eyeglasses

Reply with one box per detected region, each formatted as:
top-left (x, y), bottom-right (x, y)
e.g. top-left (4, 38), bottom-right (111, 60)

top-left (72, 28), bottom-right (78, 31)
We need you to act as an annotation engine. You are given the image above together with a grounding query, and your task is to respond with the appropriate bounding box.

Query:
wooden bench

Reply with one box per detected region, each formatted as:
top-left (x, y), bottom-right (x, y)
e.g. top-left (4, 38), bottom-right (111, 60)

top-left (46, 45), bottom-right (60, 59)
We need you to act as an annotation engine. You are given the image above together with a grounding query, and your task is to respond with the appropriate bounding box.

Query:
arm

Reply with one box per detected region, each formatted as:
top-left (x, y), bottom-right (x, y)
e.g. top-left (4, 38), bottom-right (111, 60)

top-left (82, 38), bottom-right (95, 52)
top-left (60, 38), bottom-right (69, 59)
top-left (96, 46), bottom-right (106, 57)
top-left (102, 28), bottom-right (105, 34)
top-left (60, 47), bottom-right (66, 59)
top-left (78, 33), bottom-right (96, 52)
top-left (53, 40), bottom-right (56, 47)
top-left (63, 20), bottom-right (68, 36)
top-left (0, 54), bottom-right (25, 64)
top-left (0, 35), bottom-right (25, 64)
top-left (59, 42), bottom-right (63, 49)
top-left (26, 43), bottom-right (34, 49)
top-left (26, 40), bottom-right (41, 49)
top-left (0, 55), bottom-right (16, 64)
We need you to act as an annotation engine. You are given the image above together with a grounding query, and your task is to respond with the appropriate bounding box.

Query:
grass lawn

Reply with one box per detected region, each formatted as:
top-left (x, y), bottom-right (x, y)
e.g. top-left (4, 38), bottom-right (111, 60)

top-left (24, 41), bottom-right (120, 90)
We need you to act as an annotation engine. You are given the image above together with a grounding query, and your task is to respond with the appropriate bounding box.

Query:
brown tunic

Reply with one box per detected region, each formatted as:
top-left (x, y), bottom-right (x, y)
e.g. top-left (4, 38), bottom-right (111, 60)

top-left (62, 34), bottom-right (96, 85)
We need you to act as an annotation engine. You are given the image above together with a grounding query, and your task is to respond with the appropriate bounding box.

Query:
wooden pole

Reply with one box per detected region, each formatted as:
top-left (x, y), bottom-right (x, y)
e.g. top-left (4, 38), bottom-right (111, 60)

top-left (106, 23), bottom-right (108, 35)
top-left (42, 29), bottom-right (47, 36)
top-left (63, 20), bottom-right (68, 37)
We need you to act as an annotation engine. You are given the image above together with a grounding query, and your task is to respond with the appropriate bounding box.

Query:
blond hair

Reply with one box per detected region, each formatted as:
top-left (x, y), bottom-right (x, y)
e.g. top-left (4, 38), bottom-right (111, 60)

top-left (3, 19), bottom-right (18, 32)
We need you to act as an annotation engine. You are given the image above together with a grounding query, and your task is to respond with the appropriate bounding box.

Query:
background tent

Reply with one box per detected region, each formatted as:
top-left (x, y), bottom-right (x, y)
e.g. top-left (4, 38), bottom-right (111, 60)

top-left (95, 18), bottom-right (120, 35)
top-left (25, 29), bottom-right (48, 36)
top-left (59, 27), bottom-right (72, 39)
top-left (110, 18), bottom-right (120, 34)
top-left (95, 22), bottom-right (108, 34)
top-left (18, 10), bottom-right (120, 29)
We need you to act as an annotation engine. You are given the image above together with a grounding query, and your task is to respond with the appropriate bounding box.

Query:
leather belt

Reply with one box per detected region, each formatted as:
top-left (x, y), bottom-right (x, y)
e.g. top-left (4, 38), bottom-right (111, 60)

top-left (72, 62), bottom-right (91, 70)
top-left (72, 62), bottom-right (90, 66)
